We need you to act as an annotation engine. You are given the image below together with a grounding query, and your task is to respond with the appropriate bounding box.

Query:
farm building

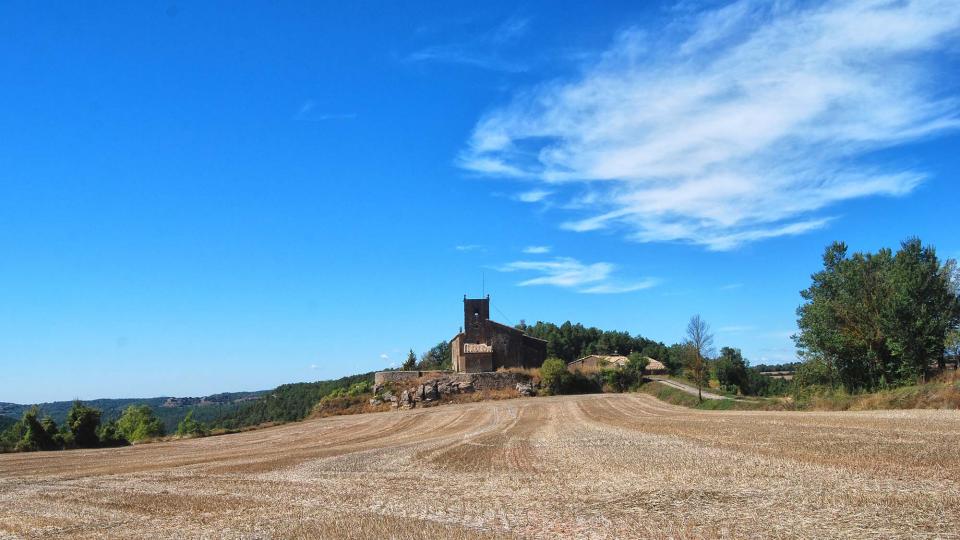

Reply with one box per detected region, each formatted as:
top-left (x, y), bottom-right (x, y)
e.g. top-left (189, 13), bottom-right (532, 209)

top-left (568, 354), bottom-right (668, 375)
top-left (450, 296), bottom-right (548, 373)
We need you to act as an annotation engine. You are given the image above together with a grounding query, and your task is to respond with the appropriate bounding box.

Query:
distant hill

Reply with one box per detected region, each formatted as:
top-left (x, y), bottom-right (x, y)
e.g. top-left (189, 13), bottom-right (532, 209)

top-left (0, 391), bottom-right (266, 432)
top-left (1, 372), bottom-right (378, 435)
top-left (215, 372), bottom-right (375, 429)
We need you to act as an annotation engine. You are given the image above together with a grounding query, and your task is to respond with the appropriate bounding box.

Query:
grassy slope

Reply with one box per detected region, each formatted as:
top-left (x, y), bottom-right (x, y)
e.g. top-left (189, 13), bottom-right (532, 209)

top-left (641, 371), bottom-right (960, 411)
top-left (800, 372), bottom-right (960, 411)
top-left (638, 382), bottom-right (768, 410)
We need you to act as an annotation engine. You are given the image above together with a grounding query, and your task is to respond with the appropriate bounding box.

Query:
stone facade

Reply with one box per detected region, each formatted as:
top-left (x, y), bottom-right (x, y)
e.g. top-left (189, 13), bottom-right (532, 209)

top-left (450, 296), bottom-right (547, 372)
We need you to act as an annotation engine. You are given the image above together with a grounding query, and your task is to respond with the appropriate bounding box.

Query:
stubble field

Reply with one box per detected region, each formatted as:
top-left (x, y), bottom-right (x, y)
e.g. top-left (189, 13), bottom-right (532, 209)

top-left (1, 393), bottom-right (958, 539)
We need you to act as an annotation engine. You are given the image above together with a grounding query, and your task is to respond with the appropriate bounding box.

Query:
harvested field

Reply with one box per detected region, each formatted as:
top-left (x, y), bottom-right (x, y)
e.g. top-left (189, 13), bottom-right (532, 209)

top-left (1, 393), bottom-right (958, 539)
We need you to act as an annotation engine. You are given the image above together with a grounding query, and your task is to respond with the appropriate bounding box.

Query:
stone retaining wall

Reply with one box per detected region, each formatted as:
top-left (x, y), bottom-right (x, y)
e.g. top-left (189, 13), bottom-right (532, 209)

top-left (371, 371), bottom-right (537, 409)
top-left (373, 370), bottom-right (451, 385)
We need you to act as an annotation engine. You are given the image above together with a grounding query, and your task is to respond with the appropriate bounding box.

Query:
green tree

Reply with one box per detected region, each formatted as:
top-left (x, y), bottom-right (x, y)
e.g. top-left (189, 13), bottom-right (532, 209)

top-left (418, 341), bottom-right (452, 370)
top-left (539, 358), bottom-right (571, 395)
top-left (176, 410), bottom-right (208, 438)
top-left (792, 356), bottom-right (835, 390)
top-left (796, 239), bottom-right (960, 390)
top-left (402, 349), bottom-right (417, 370)
top-left (947, 329), bottom-right (960, 368)
top-left (12, 407), bottom-right (59, 451)
top-left (664, 343), bottom-right (687, 375)
top-left (66, 401), bottom-right (102, 448)
top-left (715, 347), bottom-right (749, 395)
top-left (116, 405), bottom-right (165, 443)
top-left (625, 352), bottom-right (649, 385)
top-left (97, 420), bottom-right (127, 447)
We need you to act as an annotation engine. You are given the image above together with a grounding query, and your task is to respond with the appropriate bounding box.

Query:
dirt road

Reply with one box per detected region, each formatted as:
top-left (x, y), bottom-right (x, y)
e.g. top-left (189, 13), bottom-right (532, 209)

top-left (646, 377), bottom-right (728, 400)
top-left (1, 393), bottom-right (958, 539)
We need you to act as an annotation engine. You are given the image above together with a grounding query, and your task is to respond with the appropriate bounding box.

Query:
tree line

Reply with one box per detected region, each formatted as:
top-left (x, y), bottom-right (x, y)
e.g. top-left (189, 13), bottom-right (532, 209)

top-left (212, 372), bottom-right (374, 429)
top-left (0, 402), bottom-right (171, 452)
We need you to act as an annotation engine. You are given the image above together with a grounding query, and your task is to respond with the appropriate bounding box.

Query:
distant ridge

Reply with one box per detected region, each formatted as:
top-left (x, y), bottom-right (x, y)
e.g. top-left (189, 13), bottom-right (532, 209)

top-left (0, 390), bottom-right (267, 432)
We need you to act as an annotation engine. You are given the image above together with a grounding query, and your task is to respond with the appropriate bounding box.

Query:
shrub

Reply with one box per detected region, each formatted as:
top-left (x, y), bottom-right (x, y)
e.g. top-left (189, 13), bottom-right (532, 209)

top-left (97, 420), bottom-right (127, 447)
top-left (793, 357), bottom-right (836, 392)
top-left (66, 401), bottom-right (102, 448)
top-left (345, 381), bottom-right (371, 397)
top-left (176, 410), bottom-right (208, 438)
top-left (7, 407), bottom-right (60, 451)
top-left (601, 368), bottom-right (630, 392)
top-left (539, 358), bottom-right (570, 395)
top-left (116, 405), bottom-right (165, 443)
top-left (541, 358), bottom-right (602, 395)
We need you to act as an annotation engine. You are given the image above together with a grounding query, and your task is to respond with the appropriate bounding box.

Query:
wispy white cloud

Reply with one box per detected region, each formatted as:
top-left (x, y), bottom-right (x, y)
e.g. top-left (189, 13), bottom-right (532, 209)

top-left (295, 100), bottom-right (357, 122)
top-left (581, 280), bottom-right (659, 294)
top-left (496, 256), bottom-right (657, 294)
top-left (310, 364), bottom-right (318, 370)
top-left (522, 245), bottom-right (551, 254)
top-left (379, 353), bottom-right (390, 360)
top-left (460, 0), bottom-right (960, 250)
top-left (406, 16), bottom-right (531, 72)
top-left (455, 244), bottom-right (485, 252)
top-left (516, 189), bottom-right (553, 203)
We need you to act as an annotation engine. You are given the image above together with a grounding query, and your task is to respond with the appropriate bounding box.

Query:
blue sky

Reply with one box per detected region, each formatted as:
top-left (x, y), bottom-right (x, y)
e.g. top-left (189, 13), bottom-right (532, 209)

top-left (2, 0), bottom-right (959, 403)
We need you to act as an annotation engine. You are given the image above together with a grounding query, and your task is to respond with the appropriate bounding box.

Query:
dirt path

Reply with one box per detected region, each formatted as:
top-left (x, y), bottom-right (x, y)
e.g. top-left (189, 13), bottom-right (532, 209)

top-left (646, 376), bottom-right (729, 400)
top-left (1, 393), bottom-right (958, 539)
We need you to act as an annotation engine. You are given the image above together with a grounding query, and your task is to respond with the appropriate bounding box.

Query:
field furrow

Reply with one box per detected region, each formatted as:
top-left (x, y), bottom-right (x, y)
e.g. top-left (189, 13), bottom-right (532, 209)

top-left (1, 393), bottom-right (958, 539)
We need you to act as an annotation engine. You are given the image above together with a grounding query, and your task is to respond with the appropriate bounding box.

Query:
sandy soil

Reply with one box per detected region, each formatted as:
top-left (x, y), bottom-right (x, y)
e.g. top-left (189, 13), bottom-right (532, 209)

top-left (1, 393), bottom-right (958, 539)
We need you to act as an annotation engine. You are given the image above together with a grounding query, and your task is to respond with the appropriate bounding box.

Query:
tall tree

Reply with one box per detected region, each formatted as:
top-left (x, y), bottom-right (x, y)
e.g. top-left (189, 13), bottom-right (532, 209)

top-left (685, 315), bottom-right (714, 402)
top-left (66, 401), bottom-right (102, 448)
top-left (116, 405), bottom-right (165, 443)
top-left (796, 239), bottom-right (960, 390)
top-left (418, 341), bottom-right (452, 370)
top-left (715, 347), bottom-right (749, 395)
top-left (402, 349), bottom-right (417, 370)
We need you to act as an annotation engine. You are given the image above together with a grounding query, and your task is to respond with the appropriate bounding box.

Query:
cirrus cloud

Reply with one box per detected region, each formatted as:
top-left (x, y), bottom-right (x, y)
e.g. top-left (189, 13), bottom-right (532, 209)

top-left (460, 0), bottom-right (960, 250)
top-left (496, 256), bottom-right (658, 294)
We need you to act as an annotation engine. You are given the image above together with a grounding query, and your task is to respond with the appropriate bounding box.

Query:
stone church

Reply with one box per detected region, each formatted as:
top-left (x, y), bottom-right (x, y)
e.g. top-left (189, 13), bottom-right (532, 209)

top-left (451, 296), bottom-right (548, 373)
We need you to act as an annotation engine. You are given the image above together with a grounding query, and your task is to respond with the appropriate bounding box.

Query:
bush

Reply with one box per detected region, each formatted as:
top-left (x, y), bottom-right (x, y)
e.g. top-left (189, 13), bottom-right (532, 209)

top-left (793, 357), bottom-right (835, 391)
top-left (541, 358), bottom-right (602, 395)
top-left (599, 354), bottom-right (647, 393)
top-left (345, 381), bottom-right (371, 397)
top-left (601, 368), bottom-right (631, 392)
top-left (715, 347), bottom-right (749, 395)
top-left (6, 407), bottom-right (61, 451)
top-left (116, 405), bottom-right (165, 443)
top-left (539, 358), bottom-right (570, 395)
top-left (176, 410), bottom-right (208, 438)
top-left (97, 420), bottom-right (127, 447)
top-left (66, 401), bottom-right (102, 448)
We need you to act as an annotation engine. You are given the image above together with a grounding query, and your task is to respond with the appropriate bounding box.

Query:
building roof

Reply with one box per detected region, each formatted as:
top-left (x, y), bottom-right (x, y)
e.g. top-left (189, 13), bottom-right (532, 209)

top-left (487, 320), bottom-right (549, 342)
top-left (570, 354), bottom-right (667, 371)
top-left (645, 357), bottom-right (667, 371)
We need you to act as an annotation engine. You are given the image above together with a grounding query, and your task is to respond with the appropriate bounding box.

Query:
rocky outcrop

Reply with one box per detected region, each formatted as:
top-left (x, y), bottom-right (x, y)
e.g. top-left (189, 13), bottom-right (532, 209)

top-left (372, 371), bottom-right (537, 409)
top-left (516, 382), bottom-right (536, 397)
